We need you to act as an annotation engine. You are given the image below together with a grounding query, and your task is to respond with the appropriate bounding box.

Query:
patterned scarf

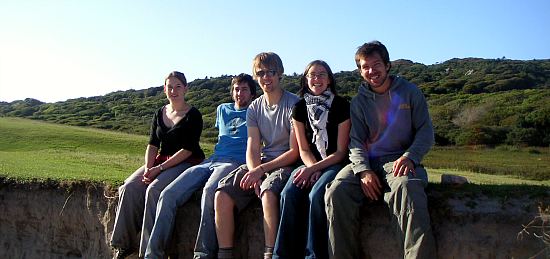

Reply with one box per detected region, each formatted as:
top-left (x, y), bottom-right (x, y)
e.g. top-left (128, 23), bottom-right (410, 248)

top-left (304, 90), bottom-right (334, 159)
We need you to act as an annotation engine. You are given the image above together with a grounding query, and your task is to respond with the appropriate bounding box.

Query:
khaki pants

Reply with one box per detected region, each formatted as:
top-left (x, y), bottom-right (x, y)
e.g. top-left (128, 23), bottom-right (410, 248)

top-left (325, 158), bottom-right (436, 259)
top-left (110, 162), bottom-right (193, 257)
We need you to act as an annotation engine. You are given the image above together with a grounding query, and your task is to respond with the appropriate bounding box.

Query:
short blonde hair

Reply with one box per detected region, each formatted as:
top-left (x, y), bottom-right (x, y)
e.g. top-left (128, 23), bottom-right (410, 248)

top-left (252, 52), bottom-right (284, 79)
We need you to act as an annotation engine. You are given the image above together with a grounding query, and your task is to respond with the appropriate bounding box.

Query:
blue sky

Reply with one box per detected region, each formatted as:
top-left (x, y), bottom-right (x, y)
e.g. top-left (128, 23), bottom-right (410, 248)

top-left (1, 0), bottom-right (549, 102)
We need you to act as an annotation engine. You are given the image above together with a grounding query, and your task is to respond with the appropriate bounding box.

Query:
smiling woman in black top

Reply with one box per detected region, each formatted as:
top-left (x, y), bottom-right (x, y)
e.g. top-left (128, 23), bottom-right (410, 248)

top-left (110, 71), bottom-right (204, 258)
top-left (274, 60), bottom-right (350, 259)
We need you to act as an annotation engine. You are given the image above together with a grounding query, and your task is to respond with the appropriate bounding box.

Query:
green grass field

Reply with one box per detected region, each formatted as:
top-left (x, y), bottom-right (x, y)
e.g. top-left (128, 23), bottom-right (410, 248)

top-left (424, 146), bottom-right (550, 181)
top-left (0, 117), bottom-right (548, 188)
top-left (0, 117), bottom-right (212, 184)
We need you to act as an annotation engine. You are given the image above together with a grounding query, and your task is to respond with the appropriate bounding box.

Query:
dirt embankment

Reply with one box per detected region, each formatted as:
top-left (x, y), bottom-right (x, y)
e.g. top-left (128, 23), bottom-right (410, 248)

top-left (0, 180), bottom-right (116, 258)
top-left (0, 179), bottom-right (547, 258)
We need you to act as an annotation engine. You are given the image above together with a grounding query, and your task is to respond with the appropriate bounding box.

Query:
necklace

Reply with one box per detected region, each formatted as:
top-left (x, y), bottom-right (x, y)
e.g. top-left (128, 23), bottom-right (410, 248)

top-left (266, 103), bottom-right (277, 111)
top-left (264, 97), bottom-right (278, 111)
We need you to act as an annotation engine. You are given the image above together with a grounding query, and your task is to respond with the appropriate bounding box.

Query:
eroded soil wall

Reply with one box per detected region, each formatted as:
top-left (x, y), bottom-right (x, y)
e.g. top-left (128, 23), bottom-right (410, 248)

top-left (0, 180), bottom-right (546, 258)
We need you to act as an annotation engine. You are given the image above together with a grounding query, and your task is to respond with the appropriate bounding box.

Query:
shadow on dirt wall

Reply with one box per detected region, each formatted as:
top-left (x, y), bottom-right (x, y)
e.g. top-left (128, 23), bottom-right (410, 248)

top-left (0, 178), bottom-right (548, 259)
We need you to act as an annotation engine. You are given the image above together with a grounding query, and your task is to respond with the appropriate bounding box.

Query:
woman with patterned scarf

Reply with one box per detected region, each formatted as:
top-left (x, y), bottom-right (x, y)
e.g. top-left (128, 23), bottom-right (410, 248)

top-left (273, 60), bottom-right (351, 259)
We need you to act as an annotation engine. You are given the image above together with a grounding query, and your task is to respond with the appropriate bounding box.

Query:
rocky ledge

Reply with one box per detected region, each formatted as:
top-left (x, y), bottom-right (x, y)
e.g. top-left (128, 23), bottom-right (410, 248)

top-left (0, 179), bottom-right (547, 258)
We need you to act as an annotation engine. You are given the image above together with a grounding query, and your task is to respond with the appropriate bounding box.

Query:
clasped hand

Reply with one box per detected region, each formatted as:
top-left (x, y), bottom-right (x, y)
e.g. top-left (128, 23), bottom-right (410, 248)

top-left (293, 166), bottom-right (321, 189)
top-left (240, 166), bottom-right (264, 197)
top-left (142, 166), bottom-right (161, 184)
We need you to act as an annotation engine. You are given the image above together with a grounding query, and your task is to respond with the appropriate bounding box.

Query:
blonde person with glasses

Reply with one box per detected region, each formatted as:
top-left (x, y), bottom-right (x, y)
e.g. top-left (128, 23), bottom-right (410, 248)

top-left (273, 60), bottom-right (350, 259)
top-left (214, 52), bottom-right (300, 259)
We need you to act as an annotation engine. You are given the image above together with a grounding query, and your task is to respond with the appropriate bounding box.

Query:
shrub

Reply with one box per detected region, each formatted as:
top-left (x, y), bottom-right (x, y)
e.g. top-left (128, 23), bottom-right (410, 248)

top-left (506, 127), bottom-right (541, 146)
top-left (455, 126), bottom-right (507, 146)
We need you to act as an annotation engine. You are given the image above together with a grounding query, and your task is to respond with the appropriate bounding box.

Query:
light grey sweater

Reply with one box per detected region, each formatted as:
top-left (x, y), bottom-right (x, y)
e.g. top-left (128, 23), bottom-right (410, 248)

top-left (349, 76), bottom-right (434, 174)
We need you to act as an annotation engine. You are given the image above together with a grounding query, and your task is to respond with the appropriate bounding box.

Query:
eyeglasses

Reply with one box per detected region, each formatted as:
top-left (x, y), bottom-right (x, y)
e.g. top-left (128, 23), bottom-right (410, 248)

top-left (255, 70), bottom-right (277, 78)
top-left (306, 73), bottom-right (328, 79)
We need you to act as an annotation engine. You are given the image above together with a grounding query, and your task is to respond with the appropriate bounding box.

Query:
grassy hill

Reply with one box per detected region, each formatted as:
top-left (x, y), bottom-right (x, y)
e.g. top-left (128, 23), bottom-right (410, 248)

top-left (0, 117), bottom-right (145, 183)
top-left (0, 117), bottom-right (211, 183)
top-left (1, 117), bottom-right (548, 185)
top-left (1, 58), bottom-right (549, 147)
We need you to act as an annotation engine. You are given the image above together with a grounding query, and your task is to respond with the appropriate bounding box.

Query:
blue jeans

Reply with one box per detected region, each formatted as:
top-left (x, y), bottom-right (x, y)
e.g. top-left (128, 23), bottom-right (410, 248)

top-left (193, 160), bottom-right (241, 259)
top-left (273, 164), bottom-right (342, 259)
top-left (144, 157), bottom-right (240, 259)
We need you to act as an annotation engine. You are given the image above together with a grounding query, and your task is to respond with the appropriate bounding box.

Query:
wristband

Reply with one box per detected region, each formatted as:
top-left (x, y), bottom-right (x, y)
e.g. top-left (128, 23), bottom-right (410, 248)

top-left (159, 164), bottom-right (165, 172)
top-left (259, 165), bottom-right (265, 173)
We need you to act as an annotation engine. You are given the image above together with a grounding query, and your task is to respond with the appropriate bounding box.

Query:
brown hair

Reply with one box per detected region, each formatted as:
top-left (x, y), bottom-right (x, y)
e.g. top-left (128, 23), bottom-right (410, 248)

top-left (299, 60), bottom-right (338, 97)
top-left (230, 73), bottom-right (257, 97)
top-left (252, 52), bottom-right (284, 79)
top-left (355, 41), bottom-right (391, 71)
top-left (164, 71), bottom-right (187, 86)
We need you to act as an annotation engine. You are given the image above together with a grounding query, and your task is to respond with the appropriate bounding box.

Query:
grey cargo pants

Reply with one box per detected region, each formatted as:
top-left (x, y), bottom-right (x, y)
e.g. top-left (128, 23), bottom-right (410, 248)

top-left (325, 158), bottom-right (436, 259)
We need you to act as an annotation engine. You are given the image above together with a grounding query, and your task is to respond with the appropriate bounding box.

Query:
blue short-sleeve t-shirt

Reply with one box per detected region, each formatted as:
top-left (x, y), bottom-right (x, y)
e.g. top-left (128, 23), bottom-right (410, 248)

top-left (212, 103), bottom-right (248, 164)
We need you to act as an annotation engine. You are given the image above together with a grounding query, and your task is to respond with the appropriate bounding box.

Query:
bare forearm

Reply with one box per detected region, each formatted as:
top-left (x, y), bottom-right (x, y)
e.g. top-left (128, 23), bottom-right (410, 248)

top-left (245, 127), bottom-right (263, 171)
top-left (307, 150), bottom-right (346, 173)
top-left (299, 149), bottom-right (318, 168)
top-left (261, 149), bottom-right (298, 172)
top-left (144, 145), bottom-right (158, 168)
top-left (160, 149), bottom-right (192, 169)
top-left (246, 148), bottom-right (262, 171)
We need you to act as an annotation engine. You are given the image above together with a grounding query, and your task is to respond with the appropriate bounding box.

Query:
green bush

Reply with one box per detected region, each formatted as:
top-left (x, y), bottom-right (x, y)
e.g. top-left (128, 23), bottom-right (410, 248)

top-left (506, 127), bottom-right (541, 146)
top-left (455, 126), bottom-right (508, 146)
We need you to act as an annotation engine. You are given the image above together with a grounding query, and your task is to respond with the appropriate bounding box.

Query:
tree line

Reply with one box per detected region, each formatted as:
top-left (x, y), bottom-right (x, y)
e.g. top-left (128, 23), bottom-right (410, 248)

top-left (1, 58), bottom-right (549, 146)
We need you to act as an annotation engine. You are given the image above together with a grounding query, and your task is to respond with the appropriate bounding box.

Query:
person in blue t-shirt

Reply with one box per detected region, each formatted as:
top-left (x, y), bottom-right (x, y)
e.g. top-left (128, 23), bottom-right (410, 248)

top-left (143, 74), bottom-right (257, 259)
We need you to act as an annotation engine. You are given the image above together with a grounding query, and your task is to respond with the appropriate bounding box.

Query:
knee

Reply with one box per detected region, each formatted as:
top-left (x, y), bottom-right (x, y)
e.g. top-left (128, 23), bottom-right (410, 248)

top-left (201, 184), bottom-right (217, 207)
top-left (392, 177), bottom-right (424, 194)
top-left (261, 190), bottom-right (277, 203)
top-left (119, 180), bottom-right (144, 197)
top-left (215, 190), bottom-right (234, 212)
top-left (281, 183), bottom-right (300, 201)
top-left (324, 181), bottom-right (347, 205)
top-left (203, 178), bottom-right (219, 196)
top-left (158, 187), bottom-right (177, 204)
top-left (390, 178), bottom-right (428, 210)
top-left (118, 183), bottom-right (129, 194)
top-left (145, 182), bottom-right (164, 198)
top-left (308, 187), bottom-right (325, 205)
top-left (261, 190), bottom-right (279, 209)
